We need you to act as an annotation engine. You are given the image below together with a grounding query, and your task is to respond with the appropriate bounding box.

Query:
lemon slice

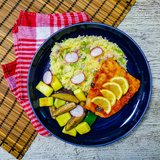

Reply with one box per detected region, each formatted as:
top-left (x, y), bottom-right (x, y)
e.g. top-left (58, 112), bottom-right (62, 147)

top-left (91, 96), bottom-right (111, 114)
top-left (100, 89), bottom-right (116, 106)
top-left (110, 76), bottom-right (129, 95)
top-left (102, 82), bottom-right (123, 100)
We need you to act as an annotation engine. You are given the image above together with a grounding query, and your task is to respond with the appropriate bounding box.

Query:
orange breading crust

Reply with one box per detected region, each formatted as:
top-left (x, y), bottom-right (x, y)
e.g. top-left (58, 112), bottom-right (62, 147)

top-left (85, 58), bottom-right (141, 118)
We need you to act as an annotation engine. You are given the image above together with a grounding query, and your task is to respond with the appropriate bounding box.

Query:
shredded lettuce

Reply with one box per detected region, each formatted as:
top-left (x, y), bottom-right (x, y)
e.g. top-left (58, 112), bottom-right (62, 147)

top-left (54, 57), bottom-right (57, 62)
top-left (66, 49), bottom-right (70, 54)
top-left (118, 58), bottom-right (125, 64)
top-left (93, 71), bottom-right (97, 74)
top-left (115, 48), bottom-right (122, 53)
top-left (81, 57), bottom-right (87, 61)
top-left (63, 39), bottom-right (67, 42)
top-left (60, 55), bottom-right (63, 59)
top-left (69, 64), bottom-right (73, 67)
top-left (101, 59), bottom-right (105, 64)
top-left (82, 41), bottom-right (87, 47)
top-left (85, 49), bottom-right (90, 54)
top-left (60, 66), bottom-right (63, 69)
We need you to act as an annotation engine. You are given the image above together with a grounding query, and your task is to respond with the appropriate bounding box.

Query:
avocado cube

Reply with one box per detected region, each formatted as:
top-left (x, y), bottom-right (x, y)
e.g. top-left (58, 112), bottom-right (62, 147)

top-left (36, 81), bottom-right (53, 97)
top-left (39, 97), bottom-right (54, 107)
top-left (56, 112), bottom-right (71, 127)
top-left (73, 88), bottom-right (86, 101)
top-left (51, 76), bottom-right (62, 91)
top-left (76, 122), bottom-right (91, 135)
top-left (62, 127), bottom-right (77, 137)
top-left (54, 98), bottom-right (66, 108)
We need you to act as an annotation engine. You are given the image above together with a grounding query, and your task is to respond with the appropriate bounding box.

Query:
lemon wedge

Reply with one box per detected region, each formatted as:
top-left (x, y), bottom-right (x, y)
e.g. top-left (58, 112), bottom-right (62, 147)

top-left (100, 89), bottom-right (116, 106)
top-left (102, 82), bottom-right (123, 100)
top-left (110, 76), bottom-right (129, 95)
top-left (91, 96), bottom-right (111, 114)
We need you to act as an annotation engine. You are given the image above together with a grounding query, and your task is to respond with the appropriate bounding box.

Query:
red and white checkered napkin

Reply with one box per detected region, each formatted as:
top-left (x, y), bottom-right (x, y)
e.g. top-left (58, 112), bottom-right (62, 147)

top-left (1, 10), bottom-right (90, 136)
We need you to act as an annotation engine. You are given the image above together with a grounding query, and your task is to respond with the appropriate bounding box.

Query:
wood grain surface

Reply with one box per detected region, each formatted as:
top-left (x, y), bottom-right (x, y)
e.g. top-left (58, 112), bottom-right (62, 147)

top-left (0, 0), bottom-right (160, 159)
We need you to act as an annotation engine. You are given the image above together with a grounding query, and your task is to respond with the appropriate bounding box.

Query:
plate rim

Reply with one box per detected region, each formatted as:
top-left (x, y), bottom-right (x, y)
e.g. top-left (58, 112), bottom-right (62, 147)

top-left (27, 22), bottom-right (152, 147)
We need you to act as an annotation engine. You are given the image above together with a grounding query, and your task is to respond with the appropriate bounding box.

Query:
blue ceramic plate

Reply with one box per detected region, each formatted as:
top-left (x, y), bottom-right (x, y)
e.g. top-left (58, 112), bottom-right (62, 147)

top-left (27, 23), bottom-right (152, 146)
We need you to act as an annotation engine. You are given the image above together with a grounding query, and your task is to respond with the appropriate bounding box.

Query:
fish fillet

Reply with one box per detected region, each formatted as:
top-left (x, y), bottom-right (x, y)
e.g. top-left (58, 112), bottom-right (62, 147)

top-left (85, 58), bottom-right (141, 118)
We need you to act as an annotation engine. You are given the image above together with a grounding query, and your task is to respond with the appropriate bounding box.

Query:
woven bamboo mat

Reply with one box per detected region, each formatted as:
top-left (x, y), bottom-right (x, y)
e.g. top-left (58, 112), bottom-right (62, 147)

top-left (0, 0), bottom-right (135, 159)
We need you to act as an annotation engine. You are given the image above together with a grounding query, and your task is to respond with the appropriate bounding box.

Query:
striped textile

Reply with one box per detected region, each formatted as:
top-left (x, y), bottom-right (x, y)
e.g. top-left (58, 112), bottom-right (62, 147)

top-left (1, 10), bottom-right (90, 136)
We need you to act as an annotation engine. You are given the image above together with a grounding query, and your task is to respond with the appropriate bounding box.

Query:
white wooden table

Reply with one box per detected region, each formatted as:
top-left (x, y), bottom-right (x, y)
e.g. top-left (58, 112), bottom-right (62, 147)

top-left (0, 0), bottom-right (160, 159)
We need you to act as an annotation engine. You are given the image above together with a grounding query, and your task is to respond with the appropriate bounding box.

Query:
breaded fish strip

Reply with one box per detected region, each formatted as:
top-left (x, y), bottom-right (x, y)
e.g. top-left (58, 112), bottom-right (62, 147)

top-left (85, 58), bottom-right (141, 118)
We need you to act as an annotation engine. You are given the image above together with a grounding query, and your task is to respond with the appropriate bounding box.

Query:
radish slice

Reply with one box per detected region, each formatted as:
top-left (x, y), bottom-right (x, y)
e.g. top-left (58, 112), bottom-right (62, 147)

top-left (70, 105), bottom-right (84, 117)
top-left (43, 71), bottom-right (53, 85)
top-left (65, 52), bottom-right (79, 63)
top-left (90, 47), bottom-right (103, 57)
top-left (71, 72), bottom-right (85, 84)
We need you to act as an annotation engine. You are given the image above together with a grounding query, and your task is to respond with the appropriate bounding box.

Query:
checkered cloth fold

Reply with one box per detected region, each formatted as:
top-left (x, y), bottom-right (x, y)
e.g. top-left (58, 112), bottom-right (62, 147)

top-left (1, 10), bottom-right (90, 136)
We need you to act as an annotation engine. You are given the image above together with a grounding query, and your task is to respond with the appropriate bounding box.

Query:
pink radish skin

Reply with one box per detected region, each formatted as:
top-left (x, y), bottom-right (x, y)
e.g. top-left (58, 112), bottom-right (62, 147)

top-left (43, 71), bottom-right (53, 85)
top-left (65, 52), bottom-right (79, 63)
top-left (71, 72), bottom-right (85, 84)
top-left (70, 105), bottom-right (84, 117)
top-left (90, 47), bottom-right (103, 57)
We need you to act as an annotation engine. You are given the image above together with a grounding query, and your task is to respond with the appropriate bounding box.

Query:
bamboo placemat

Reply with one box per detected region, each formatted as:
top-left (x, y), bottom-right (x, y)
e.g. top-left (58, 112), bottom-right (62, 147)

top-left (0, 0), bottom-right (135, 159)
